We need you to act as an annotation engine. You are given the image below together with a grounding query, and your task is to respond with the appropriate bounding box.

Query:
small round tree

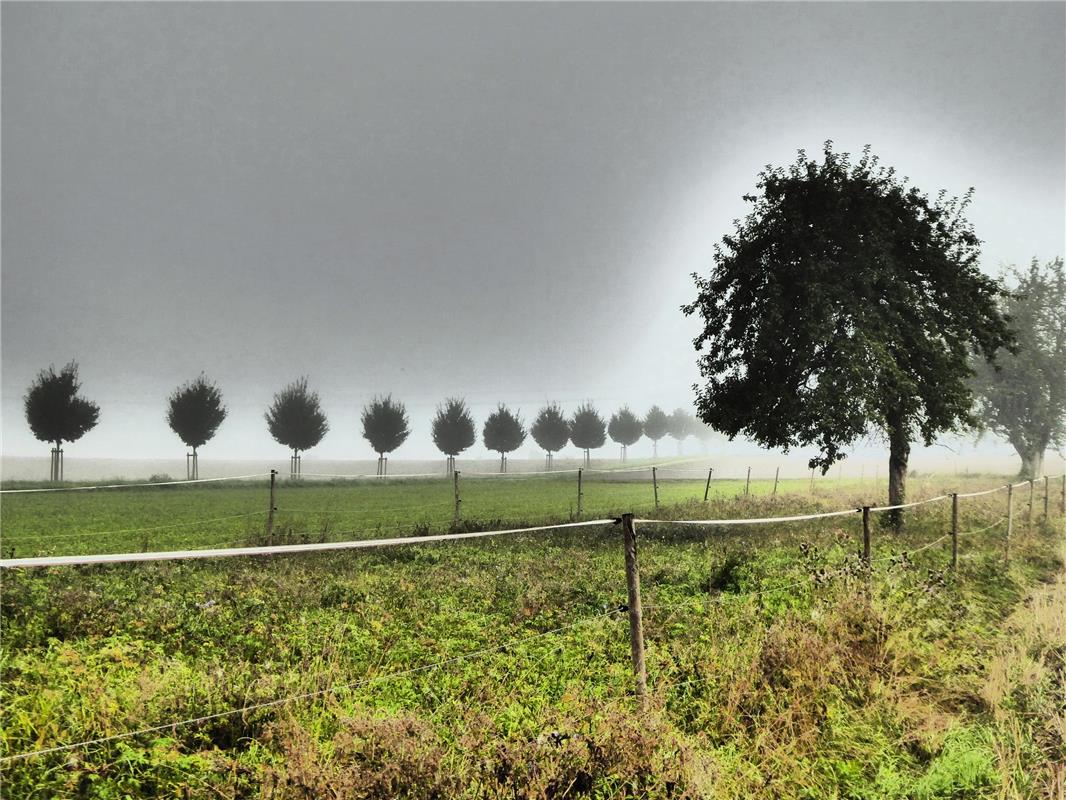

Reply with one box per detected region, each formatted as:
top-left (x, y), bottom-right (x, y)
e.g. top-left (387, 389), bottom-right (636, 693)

top-left (608, 406), bottom-right (643, 461)
top-left (570, 403), bottom-right (606, 467)
top-left (432, 397), bottom-right (476, 474)
top-left (643, 406), bottom-right (670, 458)
top-left (531, 403), bottom-right (571, 470)
top-left (265, 377), bottom-right (329, 478)
top-left (668, 408), bottom-right (697, 455)
top-left (24, 361), bottom-right (100, 482)
top-left (361, 395), bottom-right (409, 476)
top-left (167, 374), bottom-right (227, 480)
top-left (482, 404), bottom-right (526, 473)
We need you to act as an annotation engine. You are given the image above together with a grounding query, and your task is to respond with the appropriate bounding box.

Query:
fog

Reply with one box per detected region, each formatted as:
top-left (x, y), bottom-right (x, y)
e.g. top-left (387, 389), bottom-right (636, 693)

top-left (2, 2), bottom-right (1064, 470)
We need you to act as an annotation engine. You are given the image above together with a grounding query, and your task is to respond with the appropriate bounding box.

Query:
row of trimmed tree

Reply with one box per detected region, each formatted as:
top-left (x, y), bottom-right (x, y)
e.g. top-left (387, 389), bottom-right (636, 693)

top-left (21, 366), bottom-right (707, 479)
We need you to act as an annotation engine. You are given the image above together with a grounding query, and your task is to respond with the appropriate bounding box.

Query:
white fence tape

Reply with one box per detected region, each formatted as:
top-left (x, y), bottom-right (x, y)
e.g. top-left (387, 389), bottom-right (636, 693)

top-left (0, 473), bottom-right (271, 495)
top-left (635, 508), bottom-right (860, 526)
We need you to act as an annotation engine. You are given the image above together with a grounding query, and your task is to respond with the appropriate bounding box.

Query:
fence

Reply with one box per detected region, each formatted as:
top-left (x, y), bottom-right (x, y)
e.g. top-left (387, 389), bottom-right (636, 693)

top-left (1, 470), bottom-right (1063, 764)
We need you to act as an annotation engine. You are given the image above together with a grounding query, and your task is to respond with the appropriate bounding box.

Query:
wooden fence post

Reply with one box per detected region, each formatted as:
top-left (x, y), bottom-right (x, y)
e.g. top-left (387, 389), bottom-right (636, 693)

top-left (1005, 484), bottom-right (1013, 561)
top-left (703, 467), bottom-right (713, 502)
top-left (266, 469), bottom-right (277, 546)
top-left (652, 467), bottom-right (659, 511)
top-left (950, 493), bottom-right (959, 571)
top-left (1027, 479), bottom-right (1034, 526)
top-left (577, 468), bottom-right (584, 519)
top-left (453, 470), bottom-right (461, 527)
top-left (772, 467), bottom-right (780, 498)
top-left (862, 506), bottom-right (871, 566)
top-left (1061, 473), bottom-right (1065, 516)
top-left (745, 466), bottom-right (751, 497)
top-left (621, 514), bottom-right (648, 710)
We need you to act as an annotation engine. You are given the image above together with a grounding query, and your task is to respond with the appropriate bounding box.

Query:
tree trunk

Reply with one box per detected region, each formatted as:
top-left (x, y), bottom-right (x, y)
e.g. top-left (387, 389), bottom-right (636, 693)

top-left (500, 452), bottom-right (506, 473)
top-left (887, 417), bottom-right (910, 530)
top-left (1015, 445), bottom-right (1045, 481)
top-left (652, 441), bottom-right (658, 458)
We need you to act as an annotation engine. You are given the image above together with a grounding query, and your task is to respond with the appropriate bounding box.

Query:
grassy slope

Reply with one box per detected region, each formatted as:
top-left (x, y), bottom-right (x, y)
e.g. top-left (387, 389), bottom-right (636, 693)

top-left (1, 479), bottom-right (1063, 798)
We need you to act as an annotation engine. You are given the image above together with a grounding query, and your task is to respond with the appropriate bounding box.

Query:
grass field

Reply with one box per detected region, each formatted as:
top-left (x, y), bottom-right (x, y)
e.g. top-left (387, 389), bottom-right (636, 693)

top-left (1, 473), bottom-right (1064, 798)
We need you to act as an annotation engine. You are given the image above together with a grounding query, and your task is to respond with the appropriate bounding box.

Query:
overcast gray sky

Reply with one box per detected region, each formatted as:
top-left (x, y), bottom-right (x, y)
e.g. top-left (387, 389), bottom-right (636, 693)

top-left (2, 2), bottom-right (1064, 463)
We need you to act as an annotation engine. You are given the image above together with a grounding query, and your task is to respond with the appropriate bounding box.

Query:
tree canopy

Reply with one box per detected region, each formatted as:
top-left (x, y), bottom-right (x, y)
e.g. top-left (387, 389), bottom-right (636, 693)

top-left (531, 403), bottom-right (571, 454)
top-left (265, 377), bottom-right (329, 453)
top-left (570, 403), bottom-right (606, 450)
top-left (24, 361), bottom-right (100, 445)
top-left (361, 395), bottom-right (410, 456)
top-left (608, 407), bottom-right (643, 448)
top-left (167, 374), bottom-right (227, 449)
top-left (482, 404), bottom-right (526, 455)
top-left (682, 143), bottom-right (1011, 515)
top-left (432, 397), bottom-right (477, 457)
top-left (643, 406), bottom-right (670, 445)
top-left (667, 408), bottom-right (696, 443)
top-left (973, 257), bottom-right (1065, 479)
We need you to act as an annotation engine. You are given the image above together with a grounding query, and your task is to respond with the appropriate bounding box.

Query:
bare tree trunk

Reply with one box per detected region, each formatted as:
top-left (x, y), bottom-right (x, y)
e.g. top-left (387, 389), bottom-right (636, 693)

top-left (1016, 446), bottom-right (1045, 481)
top-left (500, 452), bottom-right (506, 473)
top-left (887, 416), bottom-right (910, 530)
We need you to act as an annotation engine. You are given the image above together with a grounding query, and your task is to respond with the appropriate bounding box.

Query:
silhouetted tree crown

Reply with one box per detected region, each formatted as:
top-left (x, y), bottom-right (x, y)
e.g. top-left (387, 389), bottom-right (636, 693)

top-left (482, 404), bottom-right (526, 454)
top-left (682, 143), bottom-right (1011, 514)
top-left (361, 395), bottom-right (410, 456)
top-left (531, 403), bottom-right (571, 453)
top-left (643, 406), bottom-right (670, 443)
top-left (570, 403), bottom-right (606, 450)
top-left (24, 361), bottom-right (100, 445)
top-left (667, 408), bottom-right (696, 441)
top-left (608, 407), bottom-right (643, 447)
top-left (265, 377), bottom-right (329, 453)
top-left (972, 257), bottom-right (1065, 479)
top-left (432, 397), bottom-right (477, 457)
top-left (167, 375), bottom-right (227, 449)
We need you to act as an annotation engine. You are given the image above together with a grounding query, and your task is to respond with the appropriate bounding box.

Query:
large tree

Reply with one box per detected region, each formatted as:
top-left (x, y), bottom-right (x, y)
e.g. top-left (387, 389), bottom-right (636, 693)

top-left (167, 374), bottom-right (227, 479)
top-left (531, 403), bottom-right (570, 470)
top-left (643, 406), bottom-right (670, 458)
top-left (482, 404), bottom-right (526, 473)
top-left (667, 408), bottom-right (697, 455)
top-left (24, 361), bottom-right (100, 481)
top-left (973, 257), bottom-right (1065, 479)
top-left (683, 143), bottom-right (1011, 525)
top-left (432, 397), bottom-right (476, 474)
top-left (265, 377), bottom-right (329, 477)
top-left (607, 406), bottom-right (643, 461)
top-left (570, 403), bottom-right (606, 467)
top-left (361, 395), bottom-right (410, 475)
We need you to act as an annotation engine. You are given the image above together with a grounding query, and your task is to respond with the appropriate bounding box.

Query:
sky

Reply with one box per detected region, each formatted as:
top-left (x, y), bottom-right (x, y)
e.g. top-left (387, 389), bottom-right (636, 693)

top-left (2, 1), bottom-right (1064, 466)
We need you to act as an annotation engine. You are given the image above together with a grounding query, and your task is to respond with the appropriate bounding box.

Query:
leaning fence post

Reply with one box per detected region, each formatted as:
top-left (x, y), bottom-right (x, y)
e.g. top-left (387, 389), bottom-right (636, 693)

top-left (652, 467), bottom-right (659, 511)
top-left (621, 513), bottom-right (648, 710)
top-left (950, 493), bottom-right (959, 571)
top-left (744, 466), bottom-right (751, 497)
top-left (1027, 479), bottom-right (1035, 526)
top-left (577, 468), bottom-right (584, 519)
top-left (772, 467), bottom-right (780, 498)
top-left (1005, 484), bottom-right (1013, 561)
top-left (703, 467), bottom-right (713, 502)
top-left (453, 470), bottom-right (461, 527)
top-left (266, 469), bottom-right (277, 546)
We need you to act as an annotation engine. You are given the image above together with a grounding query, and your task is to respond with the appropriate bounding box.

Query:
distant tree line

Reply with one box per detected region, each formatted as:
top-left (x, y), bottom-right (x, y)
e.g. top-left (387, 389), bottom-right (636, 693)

top-left (20, 368), bottom-right (712, 480)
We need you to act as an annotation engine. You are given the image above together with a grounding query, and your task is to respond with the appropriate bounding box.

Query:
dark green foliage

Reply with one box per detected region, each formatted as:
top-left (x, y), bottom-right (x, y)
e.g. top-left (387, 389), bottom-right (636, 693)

top-left (482, 404), bottom-right (526, 455)
top-left (265, 377), bottom-right (329, 453)
top-left (607, 407), bottom-right (643, 448)
top-left (361, 395), bottom-right (410, 456)
top-left (167, 374), bottom-right (226, 449)
top-left (531, 403), bottom-right (570, 454)
top-left (682, 143), bottom-right (1011, 511)
top-left (643, 406), bottom-right (670, 445)
top-left (432, 398), bottom-right (477, 457)
top-left (973, 258), bottom-right (1065, 479)
top-left (570, 403), bottom-right (606, 450)
top-left (23, 361), bottom-right (100, 446)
